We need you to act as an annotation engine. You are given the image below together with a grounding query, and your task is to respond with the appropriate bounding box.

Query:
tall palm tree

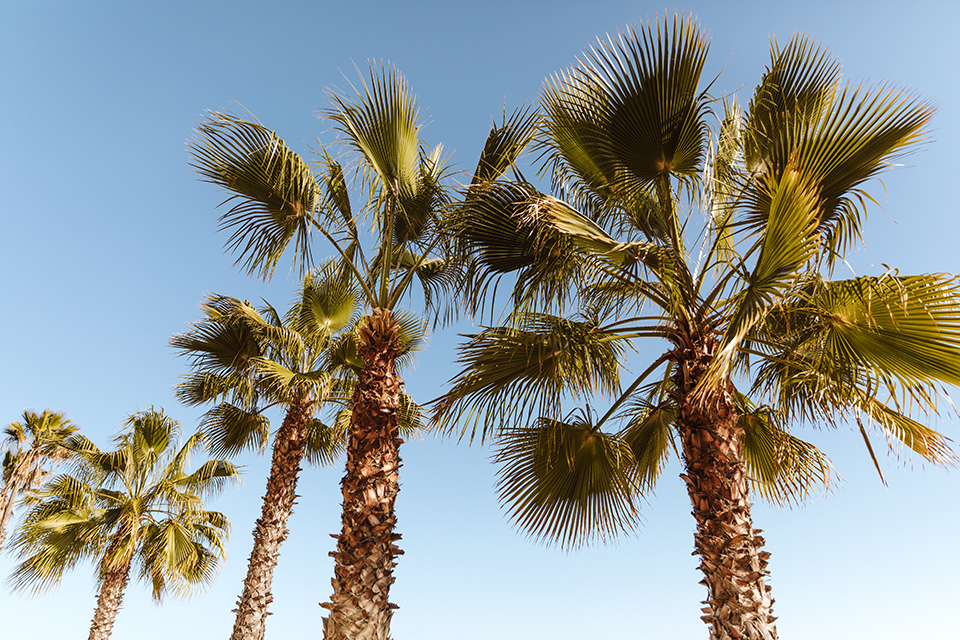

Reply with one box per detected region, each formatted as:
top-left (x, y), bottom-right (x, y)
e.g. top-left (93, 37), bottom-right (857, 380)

top-left (188, 63), bottom-right (451, 639)
top-left (7, 409), bottom-right (238, 640)
top-left (0, 409), bottom-right (79, 553)
top-left (435, 14), bottom-right (960, 640)
top-left (172, 263), bottom-right (359, 640)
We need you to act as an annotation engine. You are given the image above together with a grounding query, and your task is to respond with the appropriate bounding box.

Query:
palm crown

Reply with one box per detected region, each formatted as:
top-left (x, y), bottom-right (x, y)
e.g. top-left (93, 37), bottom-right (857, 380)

top-left (436, 13), bottom-right (960, 640)
top-left (0, 409), bottom-right (79, 553)
top-left (8, 410), bottom-right (238, 640)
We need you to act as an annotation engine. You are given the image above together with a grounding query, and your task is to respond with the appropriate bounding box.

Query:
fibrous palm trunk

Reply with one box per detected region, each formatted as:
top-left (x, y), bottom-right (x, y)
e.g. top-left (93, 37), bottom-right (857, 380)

top-left (230, 396), bottom-right (313, 640)
top-left (0, 471), bottom-right (27, 553)
top-left (671, 325), bottom-right (777, 640)
top-left (87, 558), bottom-right (132, 640)
top-left (322, 309), bottom-right (403, 640)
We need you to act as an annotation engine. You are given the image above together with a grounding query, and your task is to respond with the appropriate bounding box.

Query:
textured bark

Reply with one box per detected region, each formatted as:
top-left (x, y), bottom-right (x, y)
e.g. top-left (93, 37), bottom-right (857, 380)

top-left (0, 472), bottom-right (26, 553)
top-left (671, 325), bottom-right (778, 640)
top-left (87, 558), bottom-right (132, 640)
top-left (230, 396), bottom-right (313, 640)
top-left (322, 309), bottom-right (403, 640)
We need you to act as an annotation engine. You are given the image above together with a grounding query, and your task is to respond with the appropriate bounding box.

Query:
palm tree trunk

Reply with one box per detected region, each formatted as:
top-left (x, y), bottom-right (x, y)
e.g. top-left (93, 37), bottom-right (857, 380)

top-left (672, 327), bottom-right (777, 640)
top-left (87, 558), bottom-right (132, 640)
top-left (322, 309), bottom-right (403, 640)
top-left (230, 397), bottom-right (313, 640)
top-left (0, 473), bottom-right (26, 553)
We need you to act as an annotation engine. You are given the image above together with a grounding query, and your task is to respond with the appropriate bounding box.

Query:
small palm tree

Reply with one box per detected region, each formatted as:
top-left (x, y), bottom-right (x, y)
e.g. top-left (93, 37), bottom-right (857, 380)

top-left (173, 263), bottom-right (359, 640)
top-left (7, 409), bottom-right (238, 640)
top-left (188, 62), bottom-right (450, 639)
top-left (0, 410), bottom-right (79, 553)
top-left (436, 14), bottom-right (960, 640)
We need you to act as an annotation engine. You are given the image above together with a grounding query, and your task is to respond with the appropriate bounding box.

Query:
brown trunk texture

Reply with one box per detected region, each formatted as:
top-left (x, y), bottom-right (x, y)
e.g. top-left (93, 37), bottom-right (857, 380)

top-left (671, 326), bottom-right (777, 640)
top-left (0, 473), bottom-right (26, 554)
top-left (322, 309), bottom-right (403, 640)
top-left (230, 397), bottom-right (313, 640)
top-left (87, 557), bottom-right (132, 640)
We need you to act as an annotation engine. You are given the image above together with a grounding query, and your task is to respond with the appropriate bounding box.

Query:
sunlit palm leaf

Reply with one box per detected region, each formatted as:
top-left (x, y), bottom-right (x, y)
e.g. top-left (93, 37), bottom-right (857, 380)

top-left (710, 169), bottom-right (822, 381)
top-left (394, 144), bottom-right (448, 244)
top-left (303, 419), bottom-right (346, 467)
top-left (290, 261), bottom-right (363, 338)
top-left (542, 13), bottom-right (709, 195)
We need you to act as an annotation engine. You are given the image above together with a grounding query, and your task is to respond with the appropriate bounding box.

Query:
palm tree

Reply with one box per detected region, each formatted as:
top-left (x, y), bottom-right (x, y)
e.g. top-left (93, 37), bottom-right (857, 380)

top-left (172, 263), bottom-right (360, 640)
top-left (188, 63), bottom-right (451, 639)
top-left (7, 409), bottom-right (238, 640)
top-left (435, 14), bottom-right (960, 640)
top-left (0, 410), bottom-right (79, 553)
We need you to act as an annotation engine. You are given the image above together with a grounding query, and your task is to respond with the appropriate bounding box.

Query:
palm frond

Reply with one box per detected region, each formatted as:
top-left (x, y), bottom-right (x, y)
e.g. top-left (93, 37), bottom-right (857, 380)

top-left (495, 413), bottom-right (641, 548)
top-left (616, 400), bottom-right (675, 490)
top-left (434, 313), bottom-right (624, 442)
top-left (324, 62), bottom-right (421, 200)
top-left (199, 404), bottom-right (271, 458)
top-left (188, 112), bottom-right (320, 278)
top-left (737, 401), bottom-right (833, 506)
top-left (473, 105), bottom-right (539, 184)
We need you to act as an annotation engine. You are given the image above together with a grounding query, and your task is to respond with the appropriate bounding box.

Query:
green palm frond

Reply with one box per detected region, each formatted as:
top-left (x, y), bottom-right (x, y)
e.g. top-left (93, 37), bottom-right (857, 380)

top-left (394, 143), bottom-right (449, 245)
top-left (324, 62), bottom-right (421, 199)
top-left (303, 419), bottom-right (346, 467)
top-left (175, 460), bottom-right (242, 497)
top-left (742, 36), bottom-right (932, 262)
top-left (175, 372), bottom-right (258, 408)
top-left (616, 400), bottom-right (675, 490)
top-left (291, 260), bottom-right (363, 339)
top-left (860, 397), bottom-right (956, 465)
top-left (171, 295), bottom-right (264, 376)
top-left (708, 169), bottom-right (822, 382)
top-left (189, 112), bottom-right (320, 279)
top-left (450, 180), bottom-right (587, 313)
top-left (314, 149), bottom-right (356, 237)
top-left (540, 13), bottom-right (709, 207)
top-left (744, 35), bottom-right (841, 172)
top-left (705, 96), bottom-right (743, 262)
top-left (520, 191), bottom-right (678, 278)
top-left (812, 274), bottom-right (960, 387)
top-left (473, 105), bottom-right (539, 184)
top-left (434, 313), bottom-right (623, 442)
top-left (737, 400), bottom-right (833, 506)
top-left (495, 413), bottom-right (641, 548)
top-left (199, 404), bottom-right (271, 458)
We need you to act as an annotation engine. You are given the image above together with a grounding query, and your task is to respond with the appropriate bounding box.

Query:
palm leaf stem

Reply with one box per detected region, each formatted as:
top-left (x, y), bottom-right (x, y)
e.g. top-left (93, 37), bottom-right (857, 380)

top-left (591, 262), bottom-right (673, 310)
top-left (385, 229), bottom-right (448, 311)
top-left (856, 416), bottom-right (887, 485)
top-left (603, 329), bottom-right (673, 341)
top-left (378, 197), bottom-right (397, 308)
top-left (592, 354), bottom-right (672, 433)
top-left (600, 315), bottom-right (673, 330)
top-left (306, 218), bottom-right (377, 305)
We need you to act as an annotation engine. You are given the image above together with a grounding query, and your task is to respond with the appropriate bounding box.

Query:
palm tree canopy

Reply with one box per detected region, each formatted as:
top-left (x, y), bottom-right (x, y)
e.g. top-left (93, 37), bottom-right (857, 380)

top-left (172, 262), bottom-right (429, 461)
top-left (435, 12), bottom-right (960, 548)
top-left (188, 64), bottom-right (458, 317)
top-left (7, 409), bottom-right (239, 601)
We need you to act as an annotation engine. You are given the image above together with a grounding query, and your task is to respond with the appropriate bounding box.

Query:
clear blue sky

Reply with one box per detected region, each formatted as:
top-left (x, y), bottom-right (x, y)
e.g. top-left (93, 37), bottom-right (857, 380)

top-left (2, 1), bottom-right (959, 638)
